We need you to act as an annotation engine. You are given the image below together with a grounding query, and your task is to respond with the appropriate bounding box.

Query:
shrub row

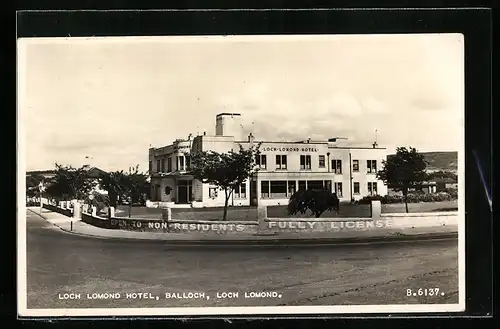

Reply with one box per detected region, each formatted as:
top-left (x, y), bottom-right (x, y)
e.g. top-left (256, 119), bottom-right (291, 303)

top-left (358, 191), bottom-right (458, 204)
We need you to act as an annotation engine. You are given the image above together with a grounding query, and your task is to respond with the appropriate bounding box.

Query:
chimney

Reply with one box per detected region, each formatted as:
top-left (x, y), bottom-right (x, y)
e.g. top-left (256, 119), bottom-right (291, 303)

top-left (248, 133), bottom-right (255, 144)
top-left (203, 131), bottom-right (206, 136)
top-left (372, 141), bottom-right (378, 148)
top-left (188, 133), bottom-right (193, 140)
top-left (307, 137), bottom-right (311, 143)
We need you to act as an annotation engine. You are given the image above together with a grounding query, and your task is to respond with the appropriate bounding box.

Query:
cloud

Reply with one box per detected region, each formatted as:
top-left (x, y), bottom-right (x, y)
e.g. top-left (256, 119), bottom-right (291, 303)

top-left (361, 97), bottom-right (390, 113)
top-left (327, 93), bottom-right (363, 117)
top-left (22, 35), bottom-right (464, 170)
top-left (410, 94), bottom-right (448, 111)
top-left (218, 85), bottom-right (368, 143)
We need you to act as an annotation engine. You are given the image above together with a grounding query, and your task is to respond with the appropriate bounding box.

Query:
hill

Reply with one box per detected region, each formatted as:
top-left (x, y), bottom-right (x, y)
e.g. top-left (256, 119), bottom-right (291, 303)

top-left (388, 151), bottom-right (458, 172)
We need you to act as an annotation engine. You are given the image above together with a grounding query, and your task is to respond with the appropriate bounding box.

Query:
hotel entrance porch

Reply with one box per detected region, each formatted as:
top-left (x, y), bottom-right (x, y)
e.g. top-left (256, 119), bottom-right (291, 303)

top-left (150, 174), bottom-right (195, 205)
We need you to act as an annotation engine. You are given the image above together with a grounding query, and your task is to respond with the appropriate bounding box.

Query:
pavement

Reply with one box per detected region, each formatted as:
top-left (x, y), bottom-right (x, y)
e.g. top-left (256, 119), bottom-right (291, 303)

top-left (27, 207), bottom-right (458, 245)
top-left (24, 210), bottom-right (459, 309)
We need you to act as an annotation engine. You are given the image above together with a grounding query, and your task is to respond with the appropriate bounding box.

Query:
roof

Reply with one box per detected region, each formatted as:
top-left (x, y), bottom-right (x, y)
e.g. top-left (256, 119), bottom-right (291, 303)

top-left (434, 177), bottom-right (458, 184)
top-left (85, 167), bottom-right (107, 178)
top-left (233, 140), bottom-right (386, 149)
top-left (216, 113), bottom-right (241, 117)
top-left (27, 166), bottom-right (107, 178)
top-left (26, 170), bottom-right (56, 175)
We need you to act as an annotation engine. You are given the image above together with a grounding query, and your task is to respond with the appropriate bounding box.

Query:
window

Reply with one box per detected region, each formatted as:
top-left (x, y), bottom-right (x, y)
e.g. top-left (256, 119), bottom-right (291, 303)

top-left (261, 181), bottom-right (270, 198)
top-left (319, 155), bottom-right (326, 168)
top-left (256, 154), bottom-right (267, 169)
top-left (368, 182), bottom-right (378, 195)
top-left (160, 159), bottom-right (165, 173)
top-left (367, 160), bottom-right (377, 173)
top-left (288, 181), bottom-right (296, 196)
top-left (324, 180), bottom-right (332, 192)
top-left (270, 181), bottom-right (287, 198)
top-left (178, 156), bottom-right (185, 171)
top-left (334, 182), bottom-right (343, 197)
top-left (300, 155), bottom-right (311, 170)
top-left (156, 160), bottom-right (160, 173)
top-left (353, 182), bottom-right (360, 194)
top-left (234, 183), bottom-right (247, 199)
top-left (186, 155), bottom-right (191, 170)
top-left (167, 157), bottom-right (172, 172)
top-left (149, 161), bottom-right (152, 173)
top-left (353, 160), bottom-right (359, 172)
top-left (332, 159), bottom-right (342, 174)
top-left (308, 180), bottom-right (324, 190)
top-left (209, 187), bottom-right (218, 199)
top-left (298, 180), bottom-right (307, 191)
top-left (275, 155), bottom-right (287, 170)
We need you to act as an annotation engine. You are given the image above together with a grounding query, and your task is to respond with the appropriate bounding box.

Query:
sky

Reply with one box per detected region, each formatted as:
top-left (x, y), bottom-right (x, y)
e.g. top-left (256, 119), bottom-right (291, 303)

top-left (18, 34), bottom-right (464, 172)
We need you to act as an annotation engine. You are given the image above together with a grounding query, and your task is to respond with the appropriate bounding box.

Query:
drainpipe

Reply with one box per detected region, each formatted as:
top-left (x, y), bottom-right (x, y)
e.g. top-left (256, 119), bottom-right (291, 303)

top-left (327, 152), bottom-right (331, 172)
top-left (327, 152), bottom-right (332, 193)
top-left (349, 152), bottom-right (353, 202)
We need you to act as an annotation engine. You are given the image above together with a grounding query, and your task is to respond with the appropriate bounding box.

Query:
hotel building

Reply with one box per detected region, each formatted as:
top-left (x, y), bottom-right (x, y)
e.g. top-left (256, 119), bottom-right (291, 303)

top-left (148, 113), bottom-right (388, 208)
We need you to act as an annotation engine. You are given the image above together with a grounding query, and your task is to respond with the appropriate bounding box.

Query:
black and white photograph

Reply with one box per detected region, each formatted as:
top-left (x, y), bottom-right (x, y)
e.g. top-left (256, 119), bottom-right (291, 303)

top-left (18, 33), bottom-right (465, 317)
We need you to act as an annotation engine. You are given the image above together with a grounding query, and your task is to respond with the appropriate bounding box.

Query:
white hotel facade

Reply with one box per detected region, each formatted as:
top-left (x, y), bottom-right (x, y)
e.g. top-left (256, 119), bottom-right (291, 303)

top-left (148, 113), bottom-right (388, 208)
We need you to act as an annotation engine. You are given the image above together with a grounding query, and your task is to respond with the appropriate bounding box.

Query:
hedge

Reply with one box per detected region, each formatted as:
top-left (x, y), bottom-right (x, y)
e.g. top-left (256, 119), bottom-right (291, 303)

top-left (359, 191), bottom-right (458, 204)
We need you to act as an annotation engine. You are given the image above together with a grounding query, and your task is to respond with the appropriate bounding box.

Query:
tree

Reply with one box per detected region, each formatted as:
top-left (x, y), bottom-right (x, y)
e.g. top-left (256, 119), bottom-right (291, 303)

top-left (377, 146), bottom-right (427, 213)
top-left (99, 170), bottom-right (128, 215)
top-left (190, 143), bottom-right (261, 221)
top-left (122, 165), bottom-right (149, 217)
top-left (99, 165), bottom-right (148, 218)
top-left (26, 173), bottom-right (45, 198)
top-left (288, 188), bottom-right (340, 218)
top-left (44, 163), bottom-right (96, 200)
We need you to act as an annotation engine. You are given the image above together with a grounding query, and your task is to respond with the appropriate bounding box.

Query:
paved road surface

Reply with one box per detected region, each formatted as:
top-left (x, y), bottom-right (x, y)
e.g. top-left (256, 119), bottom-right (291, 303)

top-left (25, 211), bottom-right (459, 309)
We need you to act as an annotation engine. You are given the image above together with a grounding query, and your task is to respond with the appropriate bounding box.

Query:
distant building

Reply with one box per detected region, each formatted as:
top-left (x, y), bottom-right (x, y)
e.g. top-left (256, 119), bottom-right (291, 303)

top-left (388, 181), bottom-right (438, 196)
top-left (26, 166), bottom-right (108, 195)
top-left (435, 177), bottom-right (458, 191)
top-left (148, 113), bottom-right (388, 208)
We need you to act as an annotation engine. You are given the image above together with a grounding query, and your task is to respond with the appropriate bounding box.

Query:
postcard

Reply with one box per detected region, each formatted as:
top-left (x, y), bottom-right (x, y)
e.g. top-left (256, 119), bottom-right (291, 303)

top-left (18, 33), bottom-right (465, 317)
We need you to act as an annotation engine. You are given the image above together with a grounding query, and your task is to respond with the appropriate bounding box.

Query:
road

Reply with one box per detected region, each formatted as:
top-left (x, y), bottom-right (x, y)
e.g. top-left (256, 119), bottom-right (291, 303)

top-left (25, 211), bottom-right (459, 309)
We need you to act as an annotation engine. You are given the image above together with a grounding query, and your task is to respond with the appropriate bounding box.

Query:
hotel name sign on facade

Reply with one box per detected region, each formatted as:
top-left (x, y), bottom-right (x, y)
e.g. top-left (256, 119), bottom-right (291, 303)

top-left (148, 113), bottom-right (388, 208)
top-left (261, 146), bottom-right (320, 153)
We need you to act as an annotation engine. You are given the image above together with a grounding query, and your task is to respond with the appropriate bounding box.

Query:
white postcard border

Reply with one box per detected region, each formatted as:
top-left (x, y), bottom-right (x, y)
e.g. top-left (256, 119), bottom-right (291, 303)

top-left (17, 34), bottom-right (466, 317)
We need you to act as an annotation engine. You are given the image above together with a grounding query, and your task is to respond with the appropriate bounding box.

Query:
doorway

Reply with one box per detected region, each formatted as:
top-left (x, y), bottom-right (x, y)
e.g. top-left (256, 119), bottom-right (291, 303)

top-left (177, 180), bottom-right (193, 204)
top-left (154, 184), bottom-right (161, 201)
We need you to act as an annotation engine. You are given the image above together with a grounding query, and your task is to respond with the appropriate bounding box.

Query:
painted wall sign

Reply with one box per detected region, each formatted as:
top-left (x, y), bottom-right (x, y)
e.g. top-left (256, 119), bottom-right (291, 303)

top-left (261, 146), bottom-right (319, 152)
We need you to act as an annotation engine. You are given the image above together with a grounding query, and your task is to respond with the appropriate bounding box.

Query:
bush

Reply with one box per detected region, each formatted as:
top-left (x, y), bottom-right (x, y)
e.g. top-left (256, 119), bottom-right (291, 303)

top-left (359, 191), bottom-right (457, 204)
top-left (358, 195), bottom-right (385, 204)
top-left (443, 188), bottom-right (458, 199)
top-left (382, 195), bottom-right (404, 204)
top-left (288, 189), bottom-right (340, 218)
